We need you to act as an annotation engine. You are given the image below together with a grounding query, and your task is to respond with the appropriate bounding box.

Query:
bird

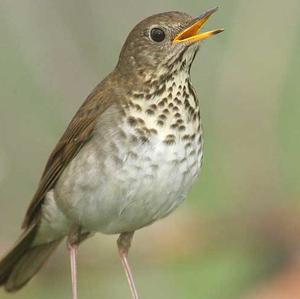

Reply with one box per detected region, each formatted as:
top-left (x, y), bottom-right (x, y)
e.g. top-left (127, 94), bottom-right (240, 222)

top-left (0, 7), bottom-right (223, 299)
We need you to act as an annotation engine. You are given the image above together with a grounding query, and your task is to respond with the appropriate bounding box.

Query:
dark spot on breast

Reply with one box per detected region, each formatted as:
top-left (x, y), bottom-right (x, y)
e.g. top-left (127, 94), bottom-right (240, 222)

top-left (137, 118), bottom-right (145, 125)
top-left (178, 125), bottom-right (186, 132)
top-left (168, 103), bottom-right (174, 108)
top-left (135, 128), bottom-right (144, 136)
top-left (135, 104), bottom-right (142, 111)
top-left (142, 127), bottom-right (151, 135)
top-left (162, 108), bottom-right (169, 114)
top-left (185, 142), bottom-right (192, 149)
top-left (188, 107), bottom-right (195, 116)
top-left (150, 104), bottom-right (157, 110)
top-left (130, 134), bottom-right (138, 144)
top-left (158, 98), bottom-right (168, 107)
top-left (146, 109), bottom-right (155, 115)
top-left (151, 164), bottom-right (159, 170)
top-left (180, 157), bottom-right (187, 163)
top-left (151, 80), bottom-right (159, 86)
top-left (127, 116), bottom-right (137, 127)
top-left (184, 99), bottom-right (190, 109)
top-left (154, 85), bottom-right (166, 96)
top-left (157, 120), bottom-right (164, 127)
top-left (150, 128), bottom-right (158, 135)
top-left (133, 92), bottom-right (144, 99)
top-left (139, 136), bottom-right (149, 144)
top-left (189, 150), bottom-right (196, 157)
top-left (183, 91), bottom-right (189, 99)
top-left (174, 112), bottom-right (181, 118)
top-left (144, 78), bottom-right (152, 85)
top-left (159, 114), bottom-right (167, 120)
top-left (182, 134), bottom-right (190, 141)
top-left (174, 97), bottom-right (182, 105)
top-left (164, 137), bottom-right (176, 145)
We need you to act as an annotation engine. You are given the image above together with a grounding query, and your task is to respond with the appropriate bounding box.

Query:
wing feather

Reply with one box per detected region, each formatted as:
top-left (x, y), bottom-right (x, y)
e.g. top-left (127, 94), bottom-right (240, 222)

top-left (22, 80), bottom-right (116, 228)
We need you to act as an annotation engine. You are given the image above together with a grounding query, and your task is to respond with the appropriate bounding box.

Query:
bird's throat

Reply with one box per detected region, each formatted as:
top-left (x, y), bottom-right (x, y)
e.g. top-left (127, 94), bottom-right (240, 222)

top-left (123, 71), bottom-right (202, 146)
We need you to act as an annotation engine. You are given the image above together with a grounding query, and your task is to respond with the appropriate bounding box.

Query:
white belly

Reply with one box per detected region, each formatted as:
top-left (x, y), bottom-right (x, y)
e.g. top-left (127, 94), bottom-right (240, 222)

top-left (54, 129), bottom-right (202, 234)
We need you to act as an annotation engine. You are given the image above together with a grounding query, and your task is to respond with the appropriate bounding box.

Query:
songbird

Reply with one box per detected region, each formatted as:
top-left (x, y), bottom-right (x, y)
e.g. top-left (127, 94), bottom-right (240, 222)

top-left (0, 7), bottom-right (223, 299)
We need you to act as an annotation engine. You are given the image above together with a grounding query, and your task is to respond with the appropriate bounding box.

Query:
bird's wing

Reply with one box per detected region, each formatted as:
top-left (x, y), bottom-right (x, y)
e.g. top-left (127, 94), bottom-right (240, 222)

top-left (22, 80), bottom-right (117, 229)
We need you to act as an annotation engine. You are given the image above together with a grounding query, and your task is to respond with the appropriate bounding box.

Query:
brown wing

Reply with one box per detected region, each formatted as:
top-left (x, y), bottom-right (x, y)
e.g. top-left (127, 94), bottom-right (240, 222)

top-left (22, 79), bottom-right (115, 229)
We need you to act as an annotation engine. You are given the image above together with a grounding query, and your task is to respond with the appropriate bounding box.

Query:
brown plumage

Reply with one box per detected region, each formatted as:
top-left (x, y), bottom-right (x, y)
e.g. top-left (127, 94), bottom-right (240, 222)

top-left (0, 225), bottom-right (60, 292)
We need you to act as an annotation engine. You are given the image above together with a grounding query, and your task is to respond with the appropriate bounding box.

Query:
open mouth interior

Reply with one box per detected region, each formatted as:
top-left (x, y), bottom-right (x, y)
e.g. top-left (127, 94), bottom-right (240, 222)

top-left (173, 7), bottom-right (224, 44)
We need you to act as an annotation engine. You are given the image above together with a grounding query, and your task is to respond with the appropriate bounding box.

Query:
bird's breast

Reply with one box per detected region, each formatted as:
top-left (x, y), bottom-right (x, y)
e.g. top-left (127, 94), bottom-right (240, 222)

top-left (54, 75), bottom-right (204, 234)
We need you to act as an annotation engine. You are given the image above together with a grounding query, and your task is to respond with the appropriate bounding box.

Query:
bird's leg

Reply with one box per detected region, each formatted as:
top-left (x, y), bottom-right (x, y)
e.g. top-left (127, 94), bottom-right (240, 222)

top-left (67, 225), bottom-right (81, 299)
top-left (68, 242), bottom-right (78, 299)
top-left (117, 232), bottom-right (139, 299)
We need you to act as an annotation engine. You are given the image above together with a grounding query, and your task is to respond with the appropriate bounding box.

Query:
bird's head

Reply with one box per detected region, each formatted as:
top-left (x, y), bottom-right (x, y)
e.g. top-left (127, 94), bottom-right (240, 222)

top-left (117, 8), bottom-right (223, 80)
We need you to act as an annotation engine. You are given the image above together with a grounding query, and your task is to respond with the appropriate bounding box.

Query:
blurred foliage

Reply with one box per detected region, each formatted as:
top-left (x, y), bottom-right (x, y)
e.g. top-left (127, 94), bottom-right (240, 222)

top-left (0, 1), bottom-right (300, 298)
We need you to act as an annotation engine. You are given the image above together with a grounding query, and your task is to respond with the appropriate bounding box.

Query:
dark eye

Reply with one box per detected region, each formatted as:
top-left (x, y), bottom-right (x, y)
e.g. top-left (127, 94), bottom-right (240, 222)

top-left (150, 28), bottom-right (165, 42)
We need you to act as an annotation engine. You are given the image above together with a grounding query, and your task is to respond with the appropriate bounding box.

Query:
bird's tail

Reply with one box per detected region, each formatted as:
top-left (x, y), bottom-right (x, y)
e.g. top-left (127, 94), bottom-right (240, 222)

top-left (0, 224), bottom-right (61, 292)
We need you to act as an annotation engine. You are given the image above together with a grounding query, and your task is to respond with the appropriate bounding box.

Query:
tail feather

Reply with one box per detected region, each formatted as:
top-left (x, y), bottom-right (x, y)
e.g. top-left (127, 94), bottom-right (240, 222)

top-left (0, 225), bottom-right (38, 285)
top-left (0, 224), bottom-right (62, 292)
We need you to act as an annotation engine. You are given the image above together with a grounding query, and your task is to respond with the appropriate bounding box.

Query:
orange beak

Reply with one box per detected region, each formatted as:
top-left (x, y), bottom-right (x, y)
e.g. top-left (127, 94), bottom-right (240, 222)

top-left (173, 7), bottom-right (224, 44)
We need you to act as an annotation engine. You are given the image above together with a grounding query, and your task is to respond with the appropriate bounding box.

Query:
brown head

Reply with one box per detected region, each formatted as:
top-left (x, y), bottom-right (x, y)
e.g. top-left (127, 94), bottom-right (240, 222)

top-left (116, 8), bottom-right (224, 81)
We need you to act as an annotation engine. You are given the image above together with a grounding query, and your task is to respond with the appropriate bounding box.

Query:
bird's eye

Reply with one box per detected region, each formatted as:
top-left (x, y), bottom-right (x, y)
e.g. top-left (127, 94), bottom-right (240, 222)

top-left (150, 28), bottom-right (165, 42)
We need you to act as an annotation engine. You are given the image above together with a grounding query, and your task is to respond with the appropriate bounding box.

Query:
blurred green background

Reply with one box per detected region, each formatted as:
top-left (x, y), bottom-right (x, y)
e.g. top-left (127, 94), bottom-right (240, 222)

top-left (1, 1), bottom-right (300, 298)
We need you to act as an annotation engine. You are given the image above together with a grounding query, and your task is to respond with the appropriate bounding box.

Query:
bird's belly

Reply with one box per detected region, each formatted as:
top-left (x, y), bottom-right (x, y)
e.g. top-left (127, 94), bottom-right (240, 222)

top-left (55, 134), bottom-right (202, 234)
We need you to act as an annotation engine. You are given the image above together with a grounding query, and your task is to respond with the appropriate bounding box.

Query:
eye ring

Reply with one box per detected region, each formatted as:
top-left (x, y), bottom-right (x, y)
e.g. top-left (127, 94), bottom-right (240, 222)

top-left (150, 27), bottom-right (166, 42)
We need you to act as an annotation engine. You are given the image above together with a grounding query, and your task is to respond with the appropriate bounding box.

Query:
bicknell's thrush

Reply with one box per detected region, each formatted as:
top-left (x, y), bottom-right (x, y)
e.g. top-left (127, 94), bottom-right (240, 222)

top-left (0, 7), bottom-right (223, 299)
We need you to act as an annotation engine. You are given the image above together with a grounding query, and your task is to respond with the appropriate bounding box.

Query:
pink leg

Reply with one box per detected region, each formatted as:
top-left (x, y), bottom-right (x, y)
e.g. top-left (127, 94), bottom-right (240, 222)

top-left (117, 232), bottom-right (139, 299)
top-left (68, 243), bottom-right (78, 299)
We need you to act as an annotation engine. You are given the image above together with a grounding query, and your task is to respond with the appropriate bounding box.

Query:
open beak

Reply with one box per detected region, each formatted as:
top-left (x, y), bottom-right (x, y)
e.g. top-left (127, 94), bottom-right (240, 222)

top-left (173, 7), bottom-right (224, 44)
